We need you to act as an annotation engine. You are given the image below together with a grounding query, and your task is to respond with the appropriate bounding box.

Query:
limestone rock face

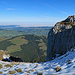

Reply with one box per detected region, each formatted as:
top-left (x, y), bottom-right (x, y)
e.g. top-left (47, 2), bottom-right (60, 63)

top-left (47, 15), bottom-right (75, 61)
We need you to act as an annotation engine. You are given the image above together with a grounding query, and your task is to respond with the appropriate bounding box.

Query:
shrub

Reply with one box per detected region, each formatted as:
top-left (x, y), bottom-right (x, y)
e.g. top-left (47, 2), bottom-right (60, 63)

top-left (0, 64), bottom-right (3, 69)
top-left (37, 72), bottom-right (42, 75)
top-left (9, 70), bottom-right (16, 74)
top-left (55, 67), bottom-right (61, 72)
top-left (16, 68), bottom-right (22, 73)
top-left (5, 64), bottom-right (12, 67)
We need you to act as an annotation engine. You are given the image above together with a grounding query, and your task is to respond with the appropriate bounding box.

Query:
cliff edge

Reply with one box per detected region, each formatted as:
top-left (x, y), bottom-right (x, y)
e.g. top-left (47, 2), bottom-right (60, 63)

top-left (47, 15), bottom-right (75, 61)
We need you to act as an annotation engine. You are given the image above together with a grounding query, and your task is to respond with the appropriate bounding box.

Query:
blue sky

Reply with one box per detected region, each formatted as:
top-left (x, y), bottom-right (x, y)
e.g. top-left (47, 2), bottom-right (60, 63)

top-left (0, 0), bottom-right (75, 27)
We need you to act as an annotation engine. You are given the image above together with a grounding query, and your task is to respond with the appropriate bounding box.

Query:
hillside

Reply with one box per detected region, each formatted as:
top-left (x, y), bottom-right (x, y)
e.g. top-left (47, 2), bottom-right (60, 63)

top-left (0, 49), bottom-right (75, 75)
top-left (0, 35), bottom-right (47, 62)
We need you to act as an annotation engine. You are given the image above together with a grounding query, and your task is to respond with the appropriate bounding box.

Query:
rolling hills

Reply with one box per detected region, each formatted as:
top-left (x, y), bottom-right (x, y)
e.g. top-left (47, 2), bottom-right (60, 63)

top-left (0, 25), bottom-right (51, 62)
top-left (0, 26), bottom-right (52, 38)
top-left (0, 35), bottom-right (47, 62)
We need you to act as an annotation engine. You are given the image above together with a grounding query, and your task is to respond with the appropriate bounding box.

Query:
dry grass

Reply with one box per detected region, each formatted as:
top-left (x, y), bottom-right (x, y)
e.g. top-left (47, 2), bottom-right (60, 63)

top-left (57, 22), bottom-right (74, 26)
top-left (9, 70), bottom-right (16, 74)
top-left (55, 67), bottom-right (61, 72)
top-left (16, 68), bottom-right (22, 73)
top-left (11, 62), bottom-right (20, 65)
top-left (0, 50), bottom-right (9, 60)
top-left (36, 64), bottom-right (38, 66)
top-left (0, 71), bottom-right (2, 74)
top-left (37, 72), bottom-right (42, 75)
top-left (27, 70), bottom-right (30, 73)
top-left (5, 64), bottom-right (12, 68)
top-left (52, 74), bottom-right (58, 75)
top-left (35, 69), bottom-right (37, 71)
top-left (68, 60), bottom-right (71, 64)
top-left (0, 64), bottom-right (3, 69)
top-left (31, 69), bottom-right (34, 72)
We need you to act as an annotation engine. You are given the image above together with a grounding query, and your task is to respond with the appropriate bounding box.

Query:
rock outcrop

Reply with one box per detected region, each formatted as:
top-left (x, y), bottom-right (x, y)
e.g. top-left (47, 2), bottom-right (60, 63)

top-left (47, 15), bottom-right (75, 61)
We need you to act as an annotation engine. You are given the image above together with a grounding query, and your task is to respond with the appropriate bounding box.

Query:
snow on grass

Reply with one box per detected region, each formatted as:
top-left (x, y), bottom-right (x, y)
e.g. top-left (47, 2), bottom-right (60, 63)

top-left (0, 49), bottom-right (75, 75)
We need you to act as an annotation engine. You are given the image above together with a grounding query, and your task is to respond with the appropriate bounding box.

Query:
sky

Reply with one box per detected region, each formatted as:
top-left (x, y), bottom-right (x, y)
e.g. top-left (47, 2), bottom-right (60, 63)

top-left (0, 0), bottom-right (75, 27)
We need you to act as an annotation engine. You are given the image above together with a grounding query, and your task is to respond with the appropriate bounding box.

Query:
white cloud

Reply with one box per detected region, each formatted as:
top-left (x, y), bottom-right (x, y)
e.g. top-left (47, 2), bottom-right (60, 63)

top-left (6, 8), bottom-right (16, 10)
top-left (42, 3), bottom-right (69, 15)
top-left (61, 11), bottom-right (69, 14)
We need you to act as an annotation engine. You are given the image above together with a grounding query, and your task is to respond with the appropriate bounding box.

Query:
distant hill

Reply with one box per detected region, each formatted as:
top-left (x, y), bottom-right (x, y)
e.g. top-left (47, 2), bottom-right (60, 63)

top-left (0, 29), bottom-right (25, 38)
top-left (0, 25), bottom-right (19, 29)
top-left (15, 26), bottom-right (52, 35)
top-left (0, 35), bottom-right (47, 62)
top-left (0, 26), bottom-right (52, 37)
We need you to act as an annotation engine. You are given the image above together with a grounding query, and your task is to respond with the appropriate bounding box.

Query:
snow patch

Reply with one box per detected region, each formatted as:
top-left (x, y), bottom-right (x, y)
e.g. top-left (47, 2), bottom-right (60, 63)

top-left (3, 54), bottom-right (10, 59)
top-left (0, 49), bottom-right (75, 75)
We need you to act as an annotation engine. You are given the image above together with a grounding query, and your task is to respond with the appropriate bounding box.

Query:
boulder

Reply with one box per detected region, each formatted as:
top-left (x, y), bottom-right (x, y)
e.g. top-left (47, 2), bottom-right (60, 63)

top-left (2, 56), bottom-right (23, 62)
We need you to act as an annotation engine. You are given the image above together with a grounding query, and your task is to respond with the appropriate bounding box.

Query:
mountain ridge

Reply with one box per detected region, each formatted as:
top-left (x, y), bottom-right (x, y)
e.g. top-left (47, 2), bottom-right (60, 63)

top-left (47, 15), bottom-right (75, 61)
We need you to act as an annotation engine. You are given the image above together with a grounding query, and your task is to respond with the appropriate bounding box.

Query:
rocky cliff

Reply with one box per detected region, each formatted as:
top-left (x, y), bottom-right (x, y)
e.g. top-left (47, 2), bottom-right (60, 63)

top-left (47, 15), bottom-right (75, 61)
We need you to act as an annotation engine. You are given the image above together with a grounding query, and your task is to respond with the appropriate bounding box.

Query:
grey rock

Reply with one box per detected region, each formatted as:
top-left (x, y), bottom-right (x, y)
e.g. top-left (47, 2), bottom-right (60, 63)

top-left (47, 15), bottom-right (75, 61)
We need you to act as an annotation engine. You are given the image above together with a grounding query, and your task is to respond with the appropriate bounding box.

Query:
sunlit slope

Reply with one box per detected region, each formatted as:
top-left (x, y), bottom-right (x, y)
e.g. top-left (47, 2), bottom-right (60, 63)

top-left (0, 35), bottom-right (47, 62)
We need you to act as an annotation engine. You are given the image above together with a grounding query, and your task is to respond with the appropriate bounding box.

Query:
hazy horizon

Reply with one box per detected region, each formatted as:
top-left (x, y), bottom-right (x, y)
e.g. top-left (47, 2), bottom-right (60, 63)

top-left (0, 0), bottom-right (75, 27)
top-left (0, 22), bottom-right (55, 27)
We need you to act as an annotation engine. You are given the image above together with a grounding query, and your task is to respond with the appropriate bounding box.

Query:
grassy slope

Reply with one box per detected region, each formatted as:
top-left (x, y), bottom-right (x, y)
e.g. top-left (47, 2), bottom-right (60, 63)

top-left (0, 35), bottom-right (47, 62)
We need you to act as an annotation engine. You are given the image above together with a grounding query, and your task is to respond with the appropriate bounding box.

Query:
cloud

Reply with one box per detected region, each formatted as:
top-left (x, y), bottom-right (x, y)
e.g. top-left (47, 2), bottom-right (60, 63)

top-left (61, 11), bottom-right (69, 14)
top-left (42, 3), bottom-right (69, 15)
top-left (42, 3), bottom-right (55, 9)
top-left (6, 8), bottom-right (16, 10)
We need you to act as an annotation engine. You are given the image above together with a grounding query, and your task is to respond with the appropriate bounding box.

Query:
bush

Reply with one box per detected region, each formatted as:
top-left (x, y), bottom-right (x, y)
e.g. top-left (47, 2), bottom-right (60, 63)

top-left (55, 67), bottom-right (61, 72)
top-left (16, 68), bottom-right (22, 73)
top-left (5, 64), bottom-right (12, 67)
top-left (9, 70), bottom-right (16, 74)
top-left (37, 72), bottom-right (42, 75)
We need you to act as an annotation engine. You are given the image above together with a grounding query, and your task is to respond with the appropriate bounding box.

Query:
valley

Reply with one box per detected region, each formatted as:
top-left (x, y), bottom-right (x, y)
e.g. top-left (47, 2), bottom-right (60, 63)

top-left (0, 26), bottom-right (51, 62)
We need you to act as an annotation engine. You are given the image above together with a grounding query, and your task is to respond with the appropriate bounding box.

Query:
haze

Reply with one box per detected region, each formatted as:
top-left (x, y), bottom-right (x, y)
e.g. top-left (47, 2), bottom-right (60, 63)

top-left (0, 0), bottom-right (75, 27)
